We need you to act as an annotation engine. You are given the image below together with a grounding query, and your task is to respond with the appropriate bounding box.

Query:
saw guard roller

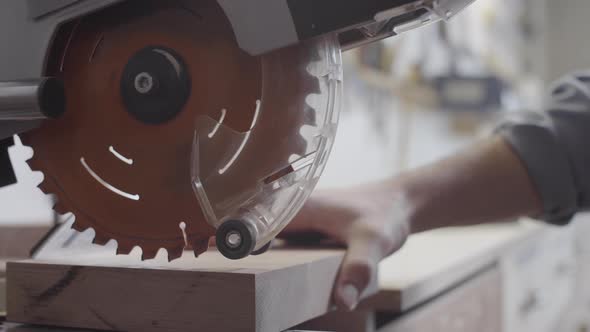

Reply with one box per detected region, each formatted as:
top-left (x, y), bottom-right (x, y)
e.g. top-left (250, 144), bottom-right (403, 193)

top-left (22, 0), bottom-right (342, 260)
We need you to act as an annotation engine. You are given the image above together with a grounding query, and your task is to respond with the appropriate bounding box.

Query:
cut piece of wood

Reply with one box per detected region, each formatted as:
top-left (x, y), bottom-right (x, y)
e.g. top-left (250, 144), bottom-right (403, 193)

top-left (378, 266), bottom-right (502, 332)
top-left (364, 222), bottom-right (543, 312)
top-left (7, 250), bottom-right (348, 332)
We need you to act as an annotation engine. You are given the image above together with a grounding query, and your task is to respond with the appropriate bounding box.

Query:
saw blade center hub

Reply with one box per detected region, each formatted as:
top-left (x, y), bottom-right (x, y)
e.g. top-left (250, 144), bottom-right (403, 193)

top-left (121, 46), bottom-right (191, 125)
top-left (134, 72), bottom-right (156, 95)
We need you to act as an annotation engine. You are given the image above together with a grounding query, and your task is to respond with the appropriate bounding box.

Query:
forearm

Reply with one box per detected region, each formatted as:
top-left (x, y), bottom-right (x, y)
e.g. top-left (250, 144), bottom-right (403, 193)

top-left (396, 136), bottom-right (542, 233)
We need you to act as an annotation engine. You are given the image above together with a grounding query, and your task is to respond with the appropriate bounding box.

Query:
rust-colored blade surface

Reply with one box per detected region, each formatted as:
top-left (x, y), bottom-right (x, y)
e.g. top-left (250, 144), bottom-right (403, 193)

top-left (23, 0), bottom-right (320, 260)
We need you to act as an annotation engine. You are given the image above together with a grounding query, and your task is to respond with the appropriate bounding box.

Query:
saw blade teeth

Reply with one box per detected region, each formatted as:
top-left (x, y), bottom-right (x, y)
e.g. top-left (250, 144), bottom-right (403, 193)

top-left (23, 149), bottom-right (35, 163)
top-left (191, 239), bottom-right (209, 257)
top-left (92, 234), bottom-right (110, 246)
top-left (303, 71), bottom-right (322, 95)
top-left (53, 202), bottom-right (70, 215)
top-left (24, 151), bottom-right (40, 170)
top-left (116, 243), bottom-right (134, 256)
top-left (167, 246), bottom-right (184, 262)
top-left (38, 176), bottom-right (53, 192)
top-left (295, 136), bottom-right (308, 156)
top-left (308, 46), bottom-right (322, 63)
top-left (308, 77), bottom-right (322, 95)
top-left (38, 179), bottom-right (55, 195)
top-left (304, 106), bottom-right (317, 126)
top-left (71, 221), bottom-right (90, 232)
top-left (18, 134), bottom-right (31, 146)
top-left (141, 248), bottom-right (158, 261)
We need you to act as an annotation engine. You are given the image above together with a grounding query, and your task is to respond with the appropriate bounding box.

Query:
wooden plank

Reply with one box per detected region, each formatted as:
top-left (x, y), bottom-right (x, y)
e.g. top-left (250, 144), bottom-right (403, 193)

top-left (0, 226), bottom-right (52, 258)
top-left (378, 267), bottom-right (502, 332)
top-left (364, 222), bottom-right (543, 312)
top-left (1, 260), bottom-right (6, 315)
top-left (7, 250), bottom-right (348, 332)
top-left (0, 277), bottom-right (5, 316)
top-left (296, 310), bottom-right (375, 332)
top-left (0, 326), bottom-right (327, 332)
top-left (0, 225), bottom-right (51, 313)
top-left (5, 222), bottom-right (545, 332)
top-left (1, 323), bottom-right (128, 331)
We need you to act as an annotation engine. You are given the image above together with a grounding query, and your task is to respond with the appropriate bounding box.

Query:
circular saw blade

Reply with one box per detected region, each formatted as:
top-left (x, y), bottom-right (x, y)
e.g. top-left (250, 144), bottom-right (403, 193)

top-left (22, 0), bottom-right (321, 261)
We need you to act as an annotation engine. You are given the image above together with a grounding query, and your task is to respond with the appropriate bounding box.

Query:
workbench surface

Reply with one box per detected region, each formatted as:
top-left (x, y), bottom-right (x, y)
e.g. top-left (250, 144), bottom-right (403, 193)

top-left (3, 221), bottom-right (544, 332)
top-left (369, 221), bottom-right (542, 311)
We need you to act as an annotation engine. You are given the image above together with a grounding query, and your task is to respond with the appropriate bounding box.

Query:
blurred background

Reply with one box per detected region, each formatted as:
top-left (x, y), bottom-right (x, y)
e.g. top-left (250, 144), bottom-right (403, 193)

top-left (2, 0), bottom-right (590, 331)
top-left (317, 0), bottom-right (586, 188)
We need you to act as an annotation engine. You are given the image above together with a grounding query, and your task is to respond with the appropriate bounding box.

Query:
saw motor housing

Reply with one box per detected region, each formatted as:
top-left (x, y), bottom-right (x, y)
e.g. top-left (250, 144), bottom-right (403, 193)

top-left (0, 0), bottom-right (476, 139)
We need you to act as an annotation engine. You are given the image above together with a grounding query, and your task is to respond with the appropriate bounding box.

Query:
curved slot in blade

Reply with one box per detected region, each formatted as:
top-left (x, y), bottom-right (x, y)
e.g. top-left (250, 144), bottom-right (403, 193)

top-left (109, 145), bottom-right (134, 165)
top-left (80, 157), bottom-right (140, 201)
top-left (218, 99), bottom-right (261, 175)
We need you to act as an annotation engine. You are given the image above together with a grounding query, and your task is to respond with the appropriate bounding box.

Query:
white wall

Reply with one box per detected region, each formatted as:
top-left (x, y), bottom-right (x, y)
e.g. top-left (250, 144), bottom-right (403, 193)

top-left (543, 0), bottom-right (590, 82)
top-left (318, 55), bottom-right (474, 189)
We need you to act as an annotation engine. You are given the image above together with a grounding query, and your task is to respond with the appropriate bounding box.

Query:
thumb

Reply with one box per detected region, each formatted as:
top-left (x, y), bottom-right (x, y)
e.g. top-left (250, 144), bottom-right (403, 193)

top-left (333, 227), bottom-right (386, 311)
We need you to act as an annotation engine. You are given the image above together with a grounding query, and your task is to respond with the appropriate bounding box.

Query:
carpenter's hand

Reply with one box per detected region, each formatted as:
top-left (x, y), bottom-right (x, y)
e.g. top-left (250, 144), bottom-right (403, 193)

top-left (281, 136), bottom-right (545, 310)
top-left (282, 181), bottom-right (413, 311)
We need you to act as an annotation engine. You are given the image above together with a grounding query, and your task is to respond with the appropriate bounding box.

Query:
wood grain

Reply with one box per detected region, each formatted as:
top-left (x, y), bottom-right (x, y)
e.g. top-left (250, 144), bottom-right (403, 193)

top-left (7, 250), bottom-right (346, 332)
top-left (378, 267), bottom-right (502, 332)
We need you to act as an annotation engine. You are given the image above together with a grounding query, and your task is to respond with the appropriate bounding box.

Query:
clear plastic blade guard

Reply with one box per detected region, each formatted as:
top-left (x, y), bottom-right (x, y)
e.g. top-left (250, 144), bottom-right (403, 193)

top-left (191, 36), bottom-right (342, 253)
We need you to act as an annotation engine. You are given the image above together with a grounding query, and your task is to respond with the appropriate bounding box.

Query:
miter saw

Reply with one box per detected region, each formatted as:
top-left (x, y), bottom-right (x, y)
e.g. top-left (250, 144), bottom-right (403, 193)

top-left (0, 0), bottom-right (474, 261)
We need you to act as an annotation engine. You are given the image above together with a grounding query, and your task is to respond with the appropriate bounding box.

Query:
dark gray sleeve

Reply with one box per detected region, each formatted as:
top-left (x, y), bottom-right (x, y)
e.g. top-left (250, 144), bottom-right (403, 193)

top-left (495, 72), bottom-right (590, 225)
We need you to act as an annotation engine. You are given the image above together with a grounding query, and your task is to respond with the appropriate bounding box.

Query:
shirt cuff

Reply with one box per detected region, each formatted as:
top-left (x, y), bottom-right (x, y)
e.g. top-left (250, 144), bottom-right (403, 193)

top-left (495, 122), bottom-right (578, 225)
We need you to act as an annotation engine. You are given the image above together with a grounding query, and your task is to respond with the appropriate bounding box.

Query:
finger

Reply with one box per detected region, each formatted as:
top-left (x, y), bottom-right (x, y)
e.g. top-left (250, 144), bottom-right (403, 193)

top-left (333, 234), bottom-right (380, 311)
top-left (333, 225), bottom-right (406, 311)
